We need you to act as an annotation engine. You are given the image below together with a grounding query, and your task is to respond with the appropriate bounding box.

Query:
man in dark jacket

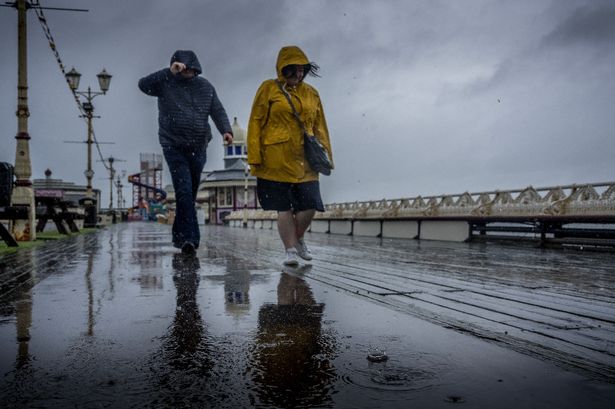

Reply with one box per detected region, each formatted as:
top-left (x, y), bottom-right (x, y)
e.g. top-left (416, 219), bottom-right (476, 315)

top-left (139, 50), bottom-right (233, 255)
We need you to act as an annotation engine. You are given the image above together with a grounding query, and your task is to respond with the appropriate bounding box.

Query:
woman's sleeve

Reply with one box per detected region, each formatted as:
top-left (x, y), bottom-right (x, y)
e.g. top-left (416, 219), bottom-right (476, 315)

top-left (247, 82), bottom-right (270, 166)
top-left (314, 96), bottom-right (334, 169)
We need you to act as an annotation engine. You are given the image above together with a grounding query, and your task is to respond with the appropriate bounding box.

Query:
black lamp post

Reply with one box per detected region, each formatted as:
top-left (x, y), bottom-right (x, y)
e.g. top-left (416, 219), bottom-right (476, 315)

top-left (65, 67), bottom-right (112, 227)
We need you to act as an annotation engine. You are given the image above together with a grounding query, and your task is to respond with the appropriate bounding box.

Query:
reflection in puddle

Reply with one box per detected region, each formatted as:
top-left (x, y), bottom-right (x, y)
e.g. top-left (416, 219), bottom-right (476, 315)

top-left (249, 267), bottom-right (337, 408)
top-left (223, 255), bottom-right (253, 316)
top-left (167, 254), bottom-right (207, 370)
top-left (147, 254), bottom-right (213, 406)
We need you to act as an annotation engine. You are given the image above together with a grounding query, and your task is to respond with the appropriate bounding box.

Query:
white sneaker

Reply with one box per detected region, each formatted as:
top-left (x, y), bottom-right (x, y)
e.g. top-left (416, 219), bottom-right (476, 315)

top-left (283, 248), bottom-right (300, 266)
top-left (294, 238), bottom-right (313, 261)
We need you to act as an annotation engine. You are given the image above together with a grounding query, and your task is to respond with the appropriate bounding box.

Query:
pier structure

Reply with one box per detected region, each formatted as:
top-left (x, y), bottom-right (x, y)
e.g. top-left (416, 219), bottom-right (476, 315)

top-left (226, 181), bottom-right (615, 247)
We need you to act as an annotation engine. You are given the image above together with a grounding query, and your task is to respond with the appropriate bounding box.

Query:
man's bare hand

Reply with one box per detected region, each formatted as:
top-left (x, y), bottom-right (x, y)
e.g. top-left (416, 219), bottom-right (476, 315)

top-left (170, 62), bottom-right (186, 75)
top-left (223, 133), bottom-right (234, 145)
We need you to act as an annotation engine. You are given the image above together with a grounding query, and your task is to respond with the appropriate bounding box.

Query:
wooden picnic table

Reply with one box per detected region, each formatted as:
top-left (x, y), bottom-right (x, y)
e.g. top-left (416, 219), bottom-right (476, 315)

top-left (0, 199), bottom-right (83, 247)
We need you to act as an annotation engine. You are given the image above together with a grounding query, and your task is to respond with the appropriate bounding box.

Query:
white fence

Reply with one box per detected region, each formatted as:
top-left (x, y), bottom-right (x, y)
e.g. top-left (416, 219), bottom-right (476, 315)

top-left (225, 182), bottom-right (615, 243)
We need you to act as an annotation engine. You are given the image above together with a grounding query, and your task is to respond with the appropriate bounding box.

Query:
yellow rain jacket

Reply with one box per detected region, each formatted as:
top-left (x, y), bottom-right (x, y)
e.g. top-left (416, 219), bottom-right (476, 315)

top-left (247, 46), bottom-right (333, 183)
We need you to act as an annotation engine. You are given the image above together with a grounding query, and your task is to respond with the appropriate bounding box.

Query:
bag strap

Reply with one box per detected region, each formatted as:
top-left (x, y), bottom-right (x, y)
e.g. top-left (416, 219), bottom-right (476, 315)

top-left (276, 80), bottom-right (308, 136)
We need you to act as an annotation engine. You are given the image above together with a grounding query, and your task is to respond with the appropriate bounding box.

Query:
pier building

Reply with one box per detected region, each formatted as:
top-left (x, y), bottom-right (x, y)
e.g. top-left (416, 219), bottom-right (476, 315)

top-left (199, 117), bottom-right (258, 224)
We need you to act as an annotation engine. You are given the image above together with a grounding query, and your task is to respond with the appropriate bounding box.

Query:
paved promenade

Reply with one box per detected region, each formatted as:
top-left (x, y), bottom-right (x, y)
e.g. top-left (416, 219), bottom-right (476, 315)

top-left (0, 222), bottom-right (614, 408)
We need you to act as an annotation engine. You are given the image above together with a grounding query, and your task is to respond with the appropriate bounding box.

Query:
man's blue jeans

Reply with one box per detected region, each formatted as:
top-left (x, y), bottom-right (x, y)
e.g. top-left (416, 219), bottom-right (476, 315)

top-left (162, 144), bottom-right (207, 249)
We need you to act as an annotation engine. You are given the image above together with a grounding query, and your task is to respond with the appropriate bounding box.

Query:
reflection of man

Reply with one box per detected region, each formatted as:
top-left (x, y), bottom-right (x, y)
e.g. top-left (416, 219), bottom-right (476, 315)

top-left (168, 254), bottom-right (207, 367)
top-left (251, 267), bottom-right (336, 408)
top-left (148, 254), bottom-right (211, 405)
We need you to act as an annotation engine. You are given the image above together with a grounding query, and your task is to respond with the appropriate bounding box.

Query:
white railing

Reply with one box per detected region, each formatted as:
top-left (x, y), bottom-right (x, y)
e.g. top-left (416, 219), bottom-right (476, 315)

top-left (225, 181), bottom-right (615, 222)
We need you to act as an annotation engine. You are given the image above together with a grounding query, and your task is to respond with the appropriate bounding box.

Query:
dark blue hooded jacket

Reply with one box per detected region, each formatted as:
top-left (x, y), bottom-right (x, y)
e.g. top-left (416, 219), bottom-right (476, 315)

top-left (138, 50), bottom-right (232, 147)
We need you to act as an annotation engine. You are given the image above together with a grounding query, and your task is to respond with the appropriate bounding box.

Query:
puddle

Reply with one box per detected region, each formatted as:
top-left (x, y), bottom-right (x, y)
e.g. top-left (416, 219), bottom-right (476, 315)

top-left (1, 224), bottom-right (615, 408)
top-left (341, 363), bottom-right (437, 393)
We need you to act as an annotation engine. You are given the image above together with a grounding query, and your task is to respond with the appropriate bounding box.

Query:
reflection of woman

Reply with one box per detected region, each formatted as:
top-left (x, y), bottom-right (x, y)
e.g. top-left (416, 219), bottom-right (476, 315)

top-left (247, 46), bottom-right (334, 266)
top-left (251, 268), bottom-right (336, 408)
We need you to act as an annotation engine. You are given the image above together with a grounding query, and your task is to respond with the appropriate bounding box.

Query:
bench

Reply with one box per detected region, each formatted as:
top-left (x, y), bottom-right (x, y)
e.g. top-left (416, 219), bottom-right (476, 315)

top-left (0, 200), bottom-right (84, 247)
top-left (35, 198), bottom-right (83, 234)
top-left (0, 205), bottom-right (28, 247)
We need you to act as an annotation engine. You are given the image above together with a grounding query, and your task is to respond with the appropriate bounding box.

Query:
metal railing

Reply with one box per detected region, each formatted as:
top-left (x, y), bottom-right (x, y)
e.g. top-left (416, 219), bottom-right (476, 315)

top-left (226, 181), bottom-right (615, 222)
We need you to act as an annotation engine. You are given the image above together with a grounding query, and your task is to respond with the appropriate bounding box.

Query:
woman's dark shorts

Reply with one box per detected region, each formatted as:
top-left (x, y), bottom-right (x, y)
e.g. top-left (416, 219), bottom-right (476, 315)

top-left (257, 178), bottom-right (325, 212)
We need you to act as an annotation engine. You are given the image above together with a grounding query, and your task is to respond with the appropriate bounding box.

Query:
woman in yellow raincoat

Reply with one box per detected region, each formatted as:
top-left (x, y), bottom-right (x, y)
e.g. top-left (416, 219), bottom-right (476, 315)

top-left (247, 46), bottom-right (333, 266)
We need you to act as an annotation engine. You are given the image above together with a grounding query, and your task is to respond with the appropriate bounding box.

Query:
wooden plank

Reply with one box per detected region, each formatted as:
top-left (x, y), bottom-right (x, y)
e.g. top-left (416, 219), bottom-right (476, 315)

top-left (305, 246), bottom-right (615, 323)
top-left (299, 247), bottom-right (615, 355)
top-left (219, 227), bottom-right (615, 380)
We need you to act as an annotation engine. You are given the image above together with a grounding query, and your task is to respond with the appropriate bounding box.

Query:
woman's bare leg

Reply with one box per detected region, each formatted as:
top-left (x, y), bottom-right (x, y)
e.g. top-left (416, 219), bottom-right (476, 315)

top-left (277, 211), bottom-right (297, 249)
top-left (294, 209), bottom-right (316, 240)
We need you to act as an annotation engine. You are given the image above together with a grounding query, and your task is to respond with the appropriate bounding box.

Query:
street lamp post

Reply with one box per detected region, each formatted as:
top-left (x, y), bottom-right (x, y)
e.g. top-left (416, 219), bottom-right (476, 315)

top-left (3, 0), bottom-right (88, 241)
top-left (108, 156), bottom-right (115, 210)
top-left (243, 159), bottom-right (249, 228)
top-left (10, 0), bottom-right (35, 241)
top-left (65, 67), bottom-right (111, 227)
top-left (115, 174), bottom-right (123, 209)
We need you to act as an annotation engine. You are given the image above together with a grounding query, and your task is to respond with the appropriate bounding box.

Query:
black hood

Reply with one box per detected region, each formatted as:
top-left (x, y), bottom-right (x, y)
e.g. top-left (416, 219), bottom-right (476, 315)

top-left (170, 50), bottom-right (202, 75)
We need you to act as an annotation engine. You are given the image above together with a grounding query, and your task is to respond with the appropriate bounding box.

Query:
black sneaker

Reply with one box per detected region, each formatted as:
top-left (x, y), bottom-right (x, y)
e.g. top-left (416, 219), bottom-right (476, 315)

top-left (181, 242), bottom-right (196, 256)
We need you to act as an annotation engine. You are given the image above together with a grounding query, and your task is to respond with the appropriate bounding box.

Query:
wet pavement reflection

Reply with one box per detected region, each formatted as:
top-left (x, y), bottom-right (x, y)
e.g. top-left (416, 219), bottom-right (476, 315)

top-left (250, 266), bottom-right (336, 407)
top-left (0, 222), bottom-right (614, 408)
top-left (147, 254), bottom-right (213, 407)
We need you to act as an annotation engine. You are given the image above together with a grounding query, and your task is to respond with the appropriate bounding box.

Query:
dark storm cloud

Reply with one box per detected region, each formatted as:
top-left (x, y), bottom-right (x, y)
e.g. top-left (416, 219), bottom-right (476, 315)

top-left (1, 0), bottom-right (614, 205)
top-left (455, 0), bottom-right (615, 99)
top-left (541, 3), bottom-right (615, 48)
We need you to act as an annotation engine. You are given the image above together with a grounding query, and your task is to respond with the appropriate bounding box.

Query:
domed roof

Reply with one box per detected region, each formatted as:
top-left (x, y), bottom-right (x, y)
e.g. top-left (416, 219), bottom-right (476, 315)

top-left (231, 117), bottom-right (246, 144)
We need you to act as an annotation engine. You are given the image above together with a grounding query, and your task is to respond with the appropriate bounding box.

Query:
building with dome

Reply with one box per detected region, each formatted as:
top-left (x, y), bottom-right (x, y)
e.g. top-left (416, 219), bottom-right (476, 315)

top-left (33, 168), bottom-right (101, 209)
top-left (198, 117), bottom-right (259, 224)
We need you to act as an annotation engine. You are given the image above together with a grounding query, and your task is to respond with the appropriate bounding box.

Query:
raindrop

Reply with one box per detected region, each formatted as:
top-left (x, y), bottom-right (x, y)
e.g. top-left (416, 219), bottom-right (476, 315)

top-left (371, 369), bottom-right (408, 385)
top-left (367, 349), bottom-right (388, 363)
top-left (445, 395), bottom-right (465, 403)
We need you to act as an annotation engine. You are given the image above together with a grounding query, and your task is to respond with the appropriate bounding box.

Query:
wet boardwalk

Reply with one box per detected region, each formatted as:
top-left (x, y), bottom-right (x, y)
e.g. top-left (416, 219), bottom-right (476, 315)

top-left (1, 222), bottom-right (614, 408)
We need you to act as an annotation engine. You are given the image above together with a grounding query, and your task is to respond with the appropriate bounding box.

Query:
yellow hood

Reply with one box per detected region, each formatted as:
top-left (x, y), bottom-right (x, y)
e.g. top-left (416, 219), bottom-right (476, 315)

top-left (276, 46), bottom-right (309, 82)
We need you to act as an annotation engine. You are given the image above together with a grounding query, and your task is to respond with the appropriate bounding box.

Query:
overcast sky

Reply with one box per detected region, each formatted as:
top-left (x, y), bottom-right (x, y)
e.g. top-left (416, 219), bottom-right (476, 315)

top-left (1, 0), bottom-right (614, 207)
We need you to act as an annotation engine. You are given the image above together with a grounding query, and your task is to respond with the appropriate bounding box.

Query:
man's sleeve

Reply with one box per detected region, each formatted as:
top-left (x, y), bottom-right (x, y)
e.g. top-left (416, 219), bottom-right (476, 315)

top-left (138, 69), bottom-right (167, 96)
top-left (210, 87), bottom-right (233, 135)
